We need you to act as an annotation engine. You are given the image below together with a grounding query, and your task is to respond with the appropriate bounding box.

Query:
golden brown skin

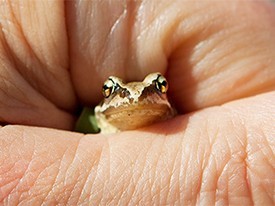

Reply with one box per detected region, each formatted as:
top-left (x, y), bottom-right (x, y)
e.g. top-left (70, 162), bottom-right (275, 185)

top-left (95, 73), bottom-right (176, 133)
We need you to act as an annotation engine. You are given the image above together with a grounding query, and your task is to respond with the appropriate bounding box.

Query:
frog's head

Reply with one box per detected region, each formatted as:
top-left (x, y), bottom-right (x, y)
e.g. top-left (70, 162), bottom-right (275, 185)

top-left (95, 73), bottom-right (175, 132)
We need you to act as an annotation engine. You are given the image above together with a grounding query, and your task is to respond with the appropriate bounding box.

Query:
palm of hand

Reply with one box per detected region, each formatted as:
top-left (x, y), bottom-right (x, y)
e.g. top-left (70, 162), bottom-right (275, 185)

top-left (0, 1), bottom-right (274, 205)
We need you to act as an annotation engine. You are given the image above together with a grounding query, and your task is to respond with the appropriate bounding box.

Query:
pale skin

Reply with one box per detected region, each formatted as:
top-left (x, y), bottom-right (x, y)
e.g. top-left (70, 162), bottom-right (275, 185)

top-left (0, 0), bottom-right (274, 205)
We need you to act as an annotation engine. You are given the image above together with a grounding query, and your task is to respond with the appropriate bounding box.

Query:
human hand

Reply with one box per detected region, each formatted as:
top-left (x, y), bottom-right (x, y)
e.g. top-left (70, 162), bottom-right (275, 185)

top-left (0, 0), bottom-right (274, 205)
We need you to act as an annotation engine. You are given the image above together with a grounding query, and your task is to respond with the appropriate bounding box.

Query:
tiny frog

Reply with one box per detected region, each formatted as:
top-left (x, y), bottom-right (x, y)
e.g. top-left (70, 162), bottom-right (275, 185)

top-left (95, 73), bottom-right (176, 133)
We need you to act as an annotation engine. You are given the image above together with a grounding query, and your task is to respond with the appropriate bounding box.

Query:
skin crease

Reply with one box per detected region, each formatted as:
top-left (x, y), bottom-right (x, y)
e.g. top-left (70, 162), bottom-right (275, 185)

top-left (0, 0), bottom-right (274, 205)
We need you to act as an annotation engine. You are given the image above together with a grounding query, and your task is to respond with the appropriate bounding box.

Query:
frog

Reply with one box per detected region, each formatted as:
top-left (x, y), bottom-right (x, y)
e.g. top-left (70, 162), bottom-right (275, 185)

top-left (95, 73), bottom-right (176, 133)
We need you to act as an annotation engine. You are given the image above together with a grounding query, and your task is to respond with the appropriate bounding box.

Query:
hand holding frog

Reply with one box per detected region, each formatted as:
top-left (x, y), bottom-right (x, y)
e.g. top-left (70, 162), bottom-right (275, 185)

top-left (0, 1), bottom-right (274, 205)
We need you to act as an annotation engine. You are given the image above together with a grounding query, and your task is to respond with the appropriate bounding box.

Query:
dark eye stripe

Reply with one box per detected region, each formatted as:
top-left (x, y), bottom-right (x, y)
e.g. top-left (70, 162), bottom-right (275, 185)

top-left (103, 84), bottom-right (110, 90)
top-left (154, 75), bottom-right (168, 93)
top-left (108, 78), bottom-right (116, 84)
top-left (108, 78), bottom-right (124, 91)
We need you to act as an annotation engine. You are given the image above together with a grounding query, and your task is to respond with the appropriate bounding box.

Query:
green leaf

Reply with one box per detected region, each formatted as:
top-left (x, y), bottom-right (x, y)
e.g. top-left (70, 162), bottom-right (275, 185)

top-left (75, 107), bottom-right (100, 133)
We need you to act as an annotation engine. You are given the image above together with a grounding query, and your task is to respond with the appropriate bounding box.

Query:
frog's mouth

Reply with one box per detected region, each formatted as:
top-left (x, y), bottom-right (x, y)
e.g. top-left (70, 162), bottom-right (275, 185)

top-left (102, 103), bottom-right (174, 131)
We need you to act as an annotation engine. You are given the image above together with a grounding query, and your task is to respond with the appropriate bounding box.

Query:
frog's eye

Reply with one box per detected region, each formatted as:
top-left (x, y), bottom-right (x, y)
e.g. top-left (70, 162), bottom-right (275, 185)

top-left (102, 78), bottom-right (116, 98)
top-left (155, 75), bottom-right (168, 93)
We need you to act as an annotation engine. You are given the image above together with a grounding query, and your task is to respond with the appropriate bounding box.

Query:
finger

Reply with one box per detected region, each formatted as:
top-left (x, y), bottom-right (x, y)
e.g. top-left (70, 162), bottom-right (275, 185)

top-left (167, 1), bottom-right (275, 112)
top-left (66, 0), bottom-right (275, 111)
top-left (0, 0), bottom-right (76, 128)
top-left (1, 92), bottom-right (274, 204)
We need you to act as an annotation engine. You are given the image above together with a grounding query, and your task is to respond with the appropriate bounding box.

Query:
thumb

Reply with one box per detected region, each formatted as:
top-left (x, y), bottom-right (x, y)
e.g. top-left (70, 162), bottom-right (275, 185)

top-left (67, 1), bottom-right (275, 112)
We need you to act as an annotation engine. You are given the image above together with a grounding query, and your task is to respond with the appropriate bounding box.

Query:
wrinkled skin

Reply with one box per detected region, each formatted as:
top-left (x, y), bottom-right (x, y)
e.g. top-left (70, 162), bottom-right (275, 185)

top-left (0, 0), bottom-right (275, 205)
